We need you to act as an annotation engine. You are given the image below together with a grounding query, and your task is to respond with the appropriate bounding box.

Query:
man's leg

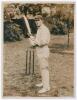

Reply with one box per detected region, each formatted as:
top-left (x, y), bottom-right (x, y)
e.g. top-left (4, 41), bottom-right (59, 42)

top-left (38, 57), bottom-right (50, 93)
top-left (35, 56), bottom-right (43, 87)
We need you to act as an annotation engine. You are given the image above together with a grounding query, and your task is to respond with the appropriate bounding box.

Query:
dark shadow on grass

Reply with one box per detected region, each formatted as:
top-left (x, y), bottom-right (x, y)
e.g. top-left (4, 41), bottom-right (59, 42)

top-left (49, 43), bottom-right (67, 53)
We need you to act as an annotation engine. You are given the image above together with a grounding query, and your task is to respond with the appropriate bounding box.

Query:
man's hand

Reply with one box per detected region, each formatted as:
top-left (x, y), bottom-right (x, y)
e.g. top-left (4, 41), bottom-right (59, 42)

top-left (30, 36), bottom-right (35, 41)
top-left (29, 37), bottom-right (36, 46)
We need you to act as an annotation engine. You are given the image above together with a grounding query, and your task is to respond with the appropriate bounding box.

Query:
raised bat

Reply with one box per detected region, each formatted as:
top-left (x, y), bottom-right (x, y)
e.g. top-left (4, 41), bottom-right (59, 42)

top-left (23, 15), bottom-right (32, 37)
top-left (23, 15), bottom-right (36, 45)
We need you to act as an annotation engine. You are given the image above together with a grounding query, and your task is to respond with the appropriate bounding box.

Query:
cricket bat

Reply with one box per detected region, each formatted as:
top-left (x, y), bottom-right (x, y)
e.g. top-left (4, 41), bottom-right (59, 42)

top-left (23, 15), bottom-right (32, 36)
top-left (23, 15), bottom-right (36, 45)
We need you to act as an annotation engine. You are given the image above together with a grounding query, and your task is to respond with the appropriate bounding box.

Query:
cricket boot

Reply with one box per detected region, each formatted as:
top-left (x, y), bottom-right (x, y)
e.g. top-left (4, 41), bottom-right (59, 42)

top-left (38, 87), bottom-right (50, 93)
top-left (36, 83), bottom-right (43, 87)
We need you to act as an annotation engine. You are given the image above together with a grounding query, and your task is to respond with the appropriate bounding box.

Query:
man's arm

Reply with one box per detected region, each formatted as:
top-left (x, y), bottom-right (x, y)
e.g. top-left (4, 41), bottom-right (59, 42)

top-left (29, 36), bottom-right (38, 47)
top-left (29, 27), bottom-right (50, 47)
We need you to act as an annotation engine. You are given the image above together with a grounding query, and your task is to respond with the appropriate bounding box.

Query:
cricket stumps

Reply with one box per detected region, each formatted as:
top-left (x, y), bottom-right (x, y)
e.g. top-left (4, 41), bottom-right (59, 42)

top-left (26, 48), bottom-right (35, 75)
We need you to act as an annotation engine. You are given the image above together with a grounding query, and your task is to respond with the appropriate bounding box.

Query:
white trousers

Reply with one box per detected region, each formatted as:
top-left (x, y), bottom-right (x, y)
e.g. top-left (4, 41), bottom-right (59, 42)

top-left (38, 56), bottom-right (50, 89)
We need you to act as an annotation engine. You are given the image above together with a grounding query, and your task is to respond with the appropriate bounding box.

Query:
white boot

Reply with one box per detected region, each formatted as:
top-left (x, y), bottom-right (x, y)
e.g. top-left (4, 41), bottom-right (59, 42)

top-left (38, 87), bottom-right (50, 93)
top-left (36, 83), bottom-right (43, 87)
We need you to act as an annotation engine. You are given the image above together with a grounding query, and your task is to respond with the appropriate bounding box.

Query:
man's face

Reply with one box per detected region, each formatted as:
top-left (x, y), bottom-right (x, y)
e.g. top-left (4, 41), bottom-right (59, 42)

top-left (35, 19), bottom-right (42, 27)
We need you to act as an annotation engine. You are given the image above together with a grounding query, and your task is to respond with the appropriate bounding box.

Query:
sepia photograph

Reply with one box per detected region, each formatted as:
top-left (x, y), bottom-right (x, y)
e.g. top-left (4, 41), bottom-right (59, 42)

top-left (2, 1), bottom-right (74, 97)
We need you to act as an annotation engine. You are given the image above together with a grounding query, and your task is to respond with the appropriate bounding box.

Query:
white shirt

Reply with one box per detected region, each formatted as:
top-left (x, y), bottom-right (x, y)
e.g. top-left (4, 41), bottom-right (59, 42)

top-left (29, 24), bottom-right (50, 58)
top-left (35, 24), bottom-right (50, 58)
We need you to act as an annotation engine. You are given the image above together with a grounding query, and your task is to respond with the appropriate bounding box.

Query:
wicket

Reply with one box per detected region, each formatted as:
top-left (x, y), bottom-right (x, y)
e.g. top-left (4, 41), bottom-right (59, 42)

top-left (26, 48), bottom-right (35, 75)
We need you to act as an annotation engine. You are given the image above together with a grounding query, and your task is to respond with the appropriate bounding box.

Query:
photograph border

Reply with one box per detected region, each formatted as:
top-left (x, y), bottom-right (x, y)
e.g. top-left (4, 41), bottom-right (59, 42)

top-left (0, 0), bottom-right (77, 100)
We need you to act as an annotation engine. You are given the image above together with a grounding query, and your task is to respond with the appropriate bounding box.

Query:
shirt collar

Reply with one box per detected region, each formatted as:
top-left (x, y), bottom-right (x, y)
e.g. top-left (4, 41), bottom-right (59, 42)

top-left (38, 24), bottom-right (45, 29)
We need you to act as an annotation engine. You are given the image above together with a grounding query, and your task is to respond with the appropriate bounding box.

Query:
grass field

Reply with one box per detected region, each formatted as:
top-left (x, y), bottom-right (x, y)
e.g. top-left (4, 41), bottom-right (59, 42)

top-left (3, 33), bottom-right (74, 97)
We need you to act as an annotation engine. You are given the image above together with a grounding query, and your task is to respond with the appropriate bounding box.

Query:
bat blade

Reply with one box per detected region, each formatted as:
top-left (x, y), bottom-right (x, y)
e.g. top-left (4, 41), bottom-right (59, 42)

top-left (23, 15), bottom-right (32, 36)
